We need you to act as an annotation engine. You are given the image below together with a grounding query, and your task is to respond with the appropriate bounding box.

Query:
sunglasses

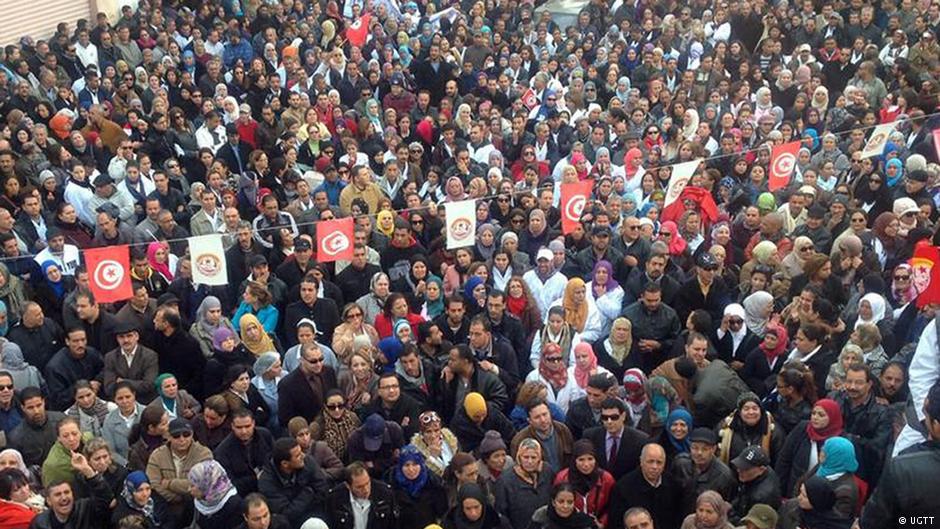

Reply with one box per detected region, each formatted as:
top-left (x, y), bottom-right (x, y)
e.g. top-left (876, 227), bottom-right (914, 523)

top-left (895, 275), bottom-right (910, 280)
top-left (171, 431), bottom-right (193, 439)
top-left (304, 356), bottom-right (325, 364)
top-left (346, 312), bottom-right (363, 320)
top-left (728, 318), bottom-right (744, 325)
top-left (411, 218), bottom-right (424, 224)
top-left (660, 231), bottom-right (672, 237)
top-left (545, 356), bottom-right (563, 363)
top-left (326, 403), bottom-right (345, 410)
top-left (0, 384), bottom-right (12, 391)
top-left (600, 413), bottom-right (622, 422)
top-left (497, 197), bottom-right (510, 202)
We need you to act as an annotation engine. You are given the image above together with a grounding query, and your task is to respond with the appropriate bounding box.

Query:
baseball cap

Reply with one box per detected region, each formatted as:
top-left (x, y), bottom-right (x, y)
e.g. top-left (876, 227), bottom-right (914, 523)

top-left (689, 427), bottom-right (718, 445)
top-left (168, 418), bottom-right (193, 437)
top-left (294, 238), bottom-right (312, 251)
top-left (536, 248), bottom-right (553, 261)
top-left (225, 123), bottom-right (239, 135)
top-left (239, 103), bottom-right (251, 114)
top-left (798, 185), bottom-right (817, 196)
top-left (807, 204), bottom-right (827, 219)
top-left (732, 445), bottom-right (769, 470)
top-left (362, 414), bottom-right (387, 451)
top-left (249, 254), bottom-right (269, 268)
top-left (93, 173), bottom-right (114, 187)
top-left (909, 169), bottom-right (929, 182)
top-left (591, 225), bottom-right (612, 237)
top-left (741, 504), bottom-right (779, 529)
top-left (696, 252), bottom-right (719, 271)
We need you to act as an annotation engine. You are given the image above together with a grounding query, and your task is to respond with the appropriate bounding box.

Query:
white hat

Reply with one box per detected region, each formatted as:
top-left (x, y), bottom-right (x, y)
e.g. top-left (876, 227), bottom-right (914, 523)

top-left (536, 248), bottom-right (553, 261)
top-left (893, 197), bottom-right (920, 217)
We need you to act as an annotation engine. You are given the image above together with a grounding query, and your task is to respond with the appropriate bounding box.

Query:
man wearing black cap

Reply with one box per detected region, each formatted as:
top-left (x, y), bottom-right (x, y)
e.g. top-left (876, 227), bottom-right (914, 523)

top-left (571, 224), bottom-right (626, 280)
top-left (347, 413), bottom-right (406, 478)
top-left (88, 172), bottom-right (136, 224)
top-left (382, 73), bottom-right (416, 116)
top-left (861, 380), bottom-right (940, 527)
top-left (673, 251), bottom-right (730, 324)
top-left (689, 427), bottom-right (736, 499)
top-left (565, 372), bottom-right (616, 439)
top-left (792, 204), bottom-right (834, 254)
top-left (217, 122), bottom-right (252, 175)
top-left (274, 237), bottom-right (316, 290)
top-left (730, 446), bottom-right (781, 522)
top-left (102, 319), bottom-right (159, 402)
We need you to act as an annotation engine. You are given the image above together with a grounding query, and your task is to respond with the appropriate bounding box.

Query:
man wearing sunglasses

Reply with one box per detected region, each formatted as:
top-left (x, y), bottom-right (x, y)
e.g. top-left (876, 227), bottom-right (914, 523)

top-left (583, 398), bottom-right (649, 480)
top-left (715, 304), bottom-right (761, 372)
top-left (277, 343), bottom-right (338, 427)
top-left (147, 418), bottom-right (212, 518)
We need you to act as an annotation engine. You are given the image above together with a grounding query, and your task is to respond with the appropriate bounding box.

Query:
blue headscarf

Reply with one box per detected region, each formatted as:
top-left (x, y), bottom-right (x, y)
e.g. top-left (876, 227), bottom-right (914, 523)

top-left (394, 445), bottom-right (430, 498)
top-left (41, 260), bottom-right (65, 299)
top-left (0, 300), bottom-right (8, 336)
top-left (463, 276), bottom-right (485, 303)
top-left (817, 437), bottom-right (859, 477)
top-left (665, 408), bottom-right (693, 454)
top-left (885, 157), bottom-right (904, 188)
top-left (803, 128), bottom-right (820, 151)
top-left (377, 337), bottom-right (403, 371)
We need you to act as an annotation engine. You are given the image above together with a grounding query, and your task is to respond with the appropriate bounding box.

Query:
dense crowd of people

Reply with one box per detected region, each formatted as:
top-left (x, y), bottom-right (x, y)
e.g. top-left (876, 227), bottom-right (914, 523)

top-left (0, 0), bottom-right (940, 528)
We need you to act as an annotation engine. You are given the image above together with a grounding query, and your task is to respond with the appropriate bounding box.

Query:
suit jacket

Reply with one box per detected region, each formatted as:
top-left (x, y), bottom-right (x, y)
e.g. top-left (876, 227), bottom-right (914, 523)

top-left (584, 425), bottom-right (650, 481)
top-left (714, 329), bottom-right (762, 365)
top-left (216, 141), bottom-right (253, 175)
top-left (277, 367), bottom-right (337, 426)
top-left (102, 345), bottom-right (159, 402)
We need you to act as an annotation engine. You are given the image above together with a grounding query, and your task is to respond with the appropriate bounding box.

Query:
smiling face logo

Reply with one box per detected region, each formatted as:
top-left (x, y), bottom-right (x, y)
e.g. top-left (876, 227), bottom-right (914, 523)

top-left (450, 217), bottom-right (473, 242)
top-left (195, 254), bottom-right (222, 278)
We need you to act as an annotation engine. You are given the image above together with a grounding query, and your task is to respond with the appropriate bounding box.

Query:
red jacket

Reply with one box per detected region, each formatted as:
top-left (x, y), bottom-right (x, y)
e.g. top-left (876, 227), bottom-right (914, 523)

top-left (373, 312), bottom-right (425, 339)
top-left (553, 467), bottom-right (616, 527)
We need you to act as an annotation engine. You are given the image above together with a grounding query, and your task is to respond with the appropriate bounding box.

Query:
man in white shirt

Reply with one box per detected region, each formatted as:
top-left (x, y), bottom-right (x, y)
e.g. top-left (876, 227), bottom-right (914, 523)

top-left (195, 111), bottom-right (226, 154)
top-left (33, 228), bottom-right (80, 276)
top-left (522, 248), bottom-right (568, 321)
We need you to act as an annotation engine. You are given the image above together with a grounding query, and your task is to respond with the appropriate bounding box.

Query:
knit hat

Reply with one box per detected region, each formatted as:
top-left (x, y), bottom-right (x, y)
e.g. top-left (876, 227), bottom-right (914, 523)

top-left (464, 392), bottom-right (487, 419)
top-left (299, 519), bottom-right (329, 529)
top-left (253, 351), bottom-right (279, 376)
top-left (478, 430), bottom-right (507, 458)
top-left (352, 334), bottom-right (374, 354)
top-left (548, 240), bottom-right (565, 253)
top-left (737, 391), bottom-right (761, 409)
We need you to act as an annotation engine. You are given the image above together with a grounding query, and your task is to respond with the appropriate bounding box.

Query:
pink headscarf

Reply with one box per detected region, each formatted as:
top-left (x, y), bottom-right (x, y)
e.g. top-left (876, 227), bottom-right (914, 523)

top-left (659, 221), bottom-right (687, 256)
top-left (147, 242), bottom-right (174, 281)
top-left (573, 342), bottom-right (598, 388)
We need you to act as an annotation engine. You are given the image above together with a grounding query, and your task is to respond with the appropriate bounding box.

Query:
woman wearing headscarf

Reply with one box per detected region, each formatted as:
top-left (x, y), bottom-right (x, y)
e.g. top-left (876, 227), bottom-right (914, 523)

top-left (549, 278), bottom-right (602, 342)
top-left (112, 471), bottom-right (174, 529)
top-left (442, 482), bottom-right (505, 529)
top-left (586, 261), bottom-right (623, 338)
top-left (250, 352), bottom-right (282, 431)
top-left (659, 407), bottom-right (694, 460)
top-left (813, 436), bottom-right (862, 518)
top-left (849, 293), bottom-right (895, 356)
top-left (0, 265), bottom-right (26, 324)
top-left (463, 276), bottom-right (488, 318)
top-left (849, 322), bottom-right (889, 378)
top-left (190, 296), bottom-right (236, 358)
top-left (592, 317), bottom-right (639, 380)
top-left (871, 212), bottom-right (901, 272)
top-left (568, 342), bottom-right (612, 399)
top-left (311, 389), bottom-right (360, 461)
top-left (519, 209), bottom-right (555, 262)
top-left (776, 398), bottom-right (845, 497)
top-left (717, 392), bottom-right (785, 466)
top-left (423, 277), bottom-right (446, 320)
top-left (781, 236), bottom-right (816, 280)
top-left (493, 438), bottom-right (553, 529)
top-left (392, 445), bottom-right (449, 528)
top-left (204, 327), bottom-right (255, 395)
top-left (530, 307), bottom-right (582, 369)
top-left (238, 313), bottom-right (277, 357)
top-left (410, 411), bottom-right (459, 478)
top-left (220, 365), bottom-right (270, 426)
top-left (528, 482), bottom-right (599, 529)
top-left (355, 272), bottom-right (392, 326)
top-left (150, 373), bottom-right (201, 420)
top-left (475, 224), bottom-right (498, 263)
top-left (742, 291), bottom-right (774, 337)
top-left (188, 460), bottom-right (243, 529)
top-left (31, 261), bottom-right (73, 327)
top-left (741, 323), bottom-right (788, 397)
top-left (443, 176), bottom-right (469, 203)
top-left (0, 343), bottom-right (44, 393)
top-left (796, 475), bottom-right (854, 529)
top-left (552, 439), bottom-right (614, 526)
top-left (525, 343), bottom-right (579, 414)
top-left (147, 242), bottom-right (175, 283)
top-left (679, 490), bottom-right (733, 529)
top-left (889, 263), bottom-right (917, 311)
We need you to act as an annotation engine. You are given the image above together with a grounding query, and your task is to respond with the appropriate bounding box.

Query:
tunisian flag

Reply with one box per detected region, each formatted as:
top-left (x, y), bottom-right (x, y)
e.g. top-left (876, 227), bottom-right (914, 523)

top-left (912, 241), bottom-right (940, 308)
top-left (346, 12), bottom-right (372, 47)
top-left (560, 179), bottom-right (594, 234)
top-left (769, 141), bottom-right (801, 191)
top-left (317, 217), bottom-right (355, 263)
top-left (85, 245), bottom-right (133, 303)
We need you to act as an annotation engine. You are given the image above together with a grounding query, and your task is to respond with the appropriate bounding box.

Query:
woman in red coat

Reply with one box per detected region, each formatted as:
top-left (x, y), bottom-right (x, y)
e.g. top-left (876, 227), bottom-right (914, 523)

top-left (0, 468), bottom-right (38, 529)
top-left (374, 293), bottom-right (425, 339)
top-left (553, 439), bottom-right (615, 527)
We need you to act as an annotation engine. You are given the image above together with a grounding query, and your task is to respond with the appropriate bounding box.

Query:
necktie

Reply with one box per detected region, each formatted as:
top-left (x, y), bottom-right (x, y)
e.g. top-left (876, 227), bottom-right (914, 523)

top-left (609, 436), bottom-right (618, 463)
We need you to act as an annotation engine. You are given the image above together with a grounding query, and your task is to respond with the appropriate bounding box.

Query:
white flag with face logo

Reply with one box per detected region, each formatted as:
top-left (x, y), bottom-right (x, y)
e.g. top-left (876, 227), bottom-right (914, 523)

top-left (664, 158), bottom-right (703, 208)
top-left (861, 122), bottom-right (897, 159)
top-left (445, 199), bottom-right (476, 250)
top-left (189, 234), bottom-right (228, 286)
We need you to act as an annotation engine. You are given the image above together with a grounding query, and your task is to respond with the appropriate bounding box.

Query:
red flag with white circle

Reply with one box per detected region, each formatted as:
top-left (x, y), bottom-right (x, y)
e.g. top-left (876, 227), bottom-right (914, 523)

top-left (317, 217), bottom-right (354, 263)
top-left (769, 141), bottom-right (801, 191)
top-left (560, 179), bottom-right (594, 234)
top-left (85, 245), bottom-right (133, 303)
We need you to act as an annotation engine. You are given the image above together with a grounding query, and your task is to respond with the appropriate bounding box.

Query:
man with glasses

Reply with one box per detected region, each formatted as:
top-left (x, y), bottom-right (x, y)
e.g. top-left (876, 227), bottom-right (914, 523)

top-left (278, 343), bottom-right (338, 426)
top-left (583, 398), bottom-right (649, 480)
top-left (146, 418), bottom-right (212, 520)
top-left (360, 372), bottom-right (424, 438)
top-left (0, 371), bottom-right (21, 441)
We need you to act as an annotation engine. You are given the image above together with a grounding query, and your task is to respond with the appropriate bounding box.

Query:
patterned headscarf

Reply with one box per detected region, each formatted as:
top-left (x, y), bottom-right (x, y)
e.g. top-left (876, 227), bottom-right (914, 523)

top-left (188, 460), bottom-right (237, 515)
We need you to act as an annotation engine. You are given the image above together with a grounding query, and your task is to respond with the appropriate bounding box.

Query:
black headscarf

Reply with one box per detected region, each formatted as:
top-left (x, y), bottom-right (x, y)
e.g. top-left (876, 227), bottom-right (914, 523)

top-left (799, 476), bottom-right (853, 529)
